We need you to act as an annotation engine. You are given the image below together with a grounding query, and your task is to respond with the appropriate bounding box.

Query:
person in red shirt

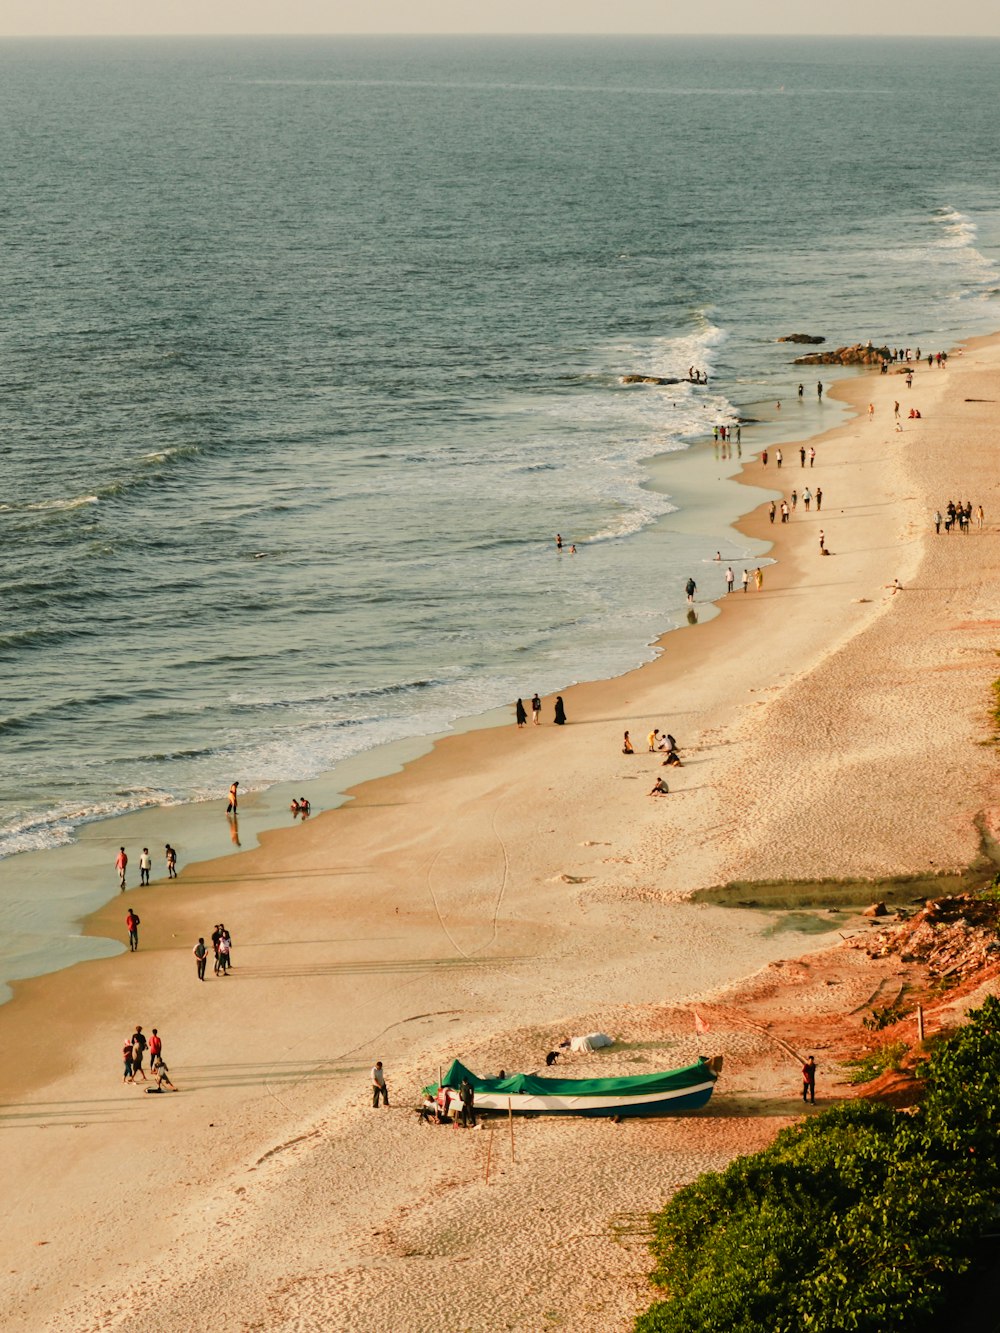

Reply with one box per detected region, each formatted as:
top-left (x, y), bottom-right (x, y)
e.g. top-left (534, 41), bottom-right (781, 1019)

top-left (149, 1029), bottom-right (162, 1067)
top-left (116, 847), bottom-right (128, 891)
top-left (801, 1056), bottom-right (817, 1104)
top-left (125, 909), bottom-right (140, 952)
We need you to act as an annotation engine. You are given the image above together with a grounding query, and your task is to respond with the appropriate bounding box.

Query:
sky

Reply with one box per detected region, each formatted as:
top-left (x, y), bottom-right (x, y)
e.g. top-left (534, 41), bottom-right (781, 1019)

top-left (3, 1), bottom-right (1000, 39)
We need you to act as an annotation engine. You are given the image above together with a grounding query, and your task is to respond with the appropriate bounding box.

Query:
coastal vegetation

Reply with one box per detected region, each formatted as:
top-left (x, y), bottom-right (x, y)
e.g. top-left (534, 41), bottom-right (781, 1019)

top-left (636, 996), bottom-right (1000, 1333)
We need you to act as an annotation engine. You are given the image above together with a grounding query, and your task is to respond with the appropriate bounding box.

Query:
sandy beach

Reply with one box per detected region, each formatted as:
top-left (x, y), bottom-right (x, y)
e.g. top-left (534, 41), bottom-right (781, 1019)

top-left (2, 336), bottom-right (999, 1332)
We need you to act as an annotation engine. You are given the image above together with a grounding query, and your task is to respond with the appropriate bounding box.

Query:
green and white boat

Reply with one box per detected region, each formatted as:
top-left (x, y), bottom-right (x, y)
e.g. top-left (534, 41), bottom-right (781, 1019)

top-left (427, 1055), bottom-right (722, 1119)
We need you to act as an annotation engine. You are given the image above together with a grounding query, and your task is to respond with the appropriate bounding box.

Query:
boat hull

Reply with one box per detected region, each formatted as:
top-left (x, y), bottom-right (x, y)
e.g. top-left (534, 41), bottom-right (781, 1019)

top-left (427, 1055), bottom-right (722, 1119)
top-left (472, 1079), bottom-right (717, 1117)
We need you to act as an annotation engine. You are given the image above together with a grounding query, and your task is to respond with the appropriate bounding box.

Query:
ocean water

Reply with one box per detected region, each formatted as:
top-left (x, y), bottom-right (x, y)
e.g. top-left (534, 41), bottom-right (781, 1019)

top-left (1, 36), bottom-right (998, 989)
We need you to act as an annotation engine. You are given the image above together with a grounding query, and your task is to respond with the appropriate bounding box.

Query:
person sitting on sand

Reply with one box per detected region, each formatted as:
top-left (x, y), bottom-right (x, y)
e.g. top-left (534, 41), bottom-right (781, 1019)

top-left (649, 777), bottom-right (670, 796)
top-left (662, 751), bottom-right (683, 767)
top-left (622, 731), bottom-right (634, 754)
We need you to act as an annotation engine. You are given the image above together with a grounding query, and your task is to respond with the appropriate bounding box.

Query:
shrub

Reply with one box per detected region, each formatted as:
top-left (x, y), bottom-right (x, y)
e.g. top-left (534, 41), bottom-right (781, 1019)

top-left (636, 999), bottom-right (1000, 1332)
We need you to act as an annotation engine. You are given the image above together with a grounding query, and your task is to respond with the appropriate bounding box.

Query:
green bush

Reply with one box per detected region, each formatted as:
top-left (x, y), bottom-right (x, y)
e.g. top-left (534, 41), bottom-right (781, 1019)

top-left (636, 998), bottom-right (1000, 1332)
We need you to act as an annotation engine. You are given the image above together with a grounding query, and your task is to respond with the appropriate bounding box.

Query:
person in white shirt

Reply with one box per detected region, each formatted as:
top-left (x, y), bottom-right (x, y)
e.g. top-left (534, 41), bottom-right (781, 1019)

top-left (372, 1060), bottom-right (389, 1107)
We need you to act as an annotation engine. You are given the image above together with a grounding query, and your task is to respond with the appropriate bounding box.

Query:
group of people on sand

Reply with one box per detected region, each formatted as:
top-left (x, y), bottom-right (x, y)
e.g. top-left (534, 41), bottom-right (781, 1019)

top-left (934, 500), bottom-right (983, 535)
top-left (620, 728), bottom-right (683, 796)
top-left (420, 1074), bottom-right (478, 1127)
top-left (116, 844), bottom-right (178, 891)
top-left (190, 925), bottom-right (234, 980)
top-left (516, 694), bottom-right (566, 727)
top-left (122, 1024), bottom-right (177, 1092)
top-left (769, 488), bottom-right (824, 526)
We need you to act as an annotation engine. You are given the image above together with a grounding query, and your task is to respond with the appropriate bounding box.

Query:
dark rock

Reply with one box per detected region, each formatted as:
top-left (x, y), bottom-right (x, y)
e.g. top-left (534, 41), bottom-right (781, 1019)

top-left (620, 374), bottom-right (680, 386)
top-left (793, 343), bottom-right (892, 367)
top-left (778, 333), bottom-right (826, 344)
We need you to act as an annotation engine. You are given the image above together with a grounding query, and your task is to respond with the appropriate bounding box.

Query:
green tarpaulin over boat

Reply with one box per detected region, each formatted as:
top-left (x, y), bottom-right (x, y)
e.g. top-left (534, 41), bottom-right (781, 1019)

top-left (427, 1057), bottom-right (713, 1099)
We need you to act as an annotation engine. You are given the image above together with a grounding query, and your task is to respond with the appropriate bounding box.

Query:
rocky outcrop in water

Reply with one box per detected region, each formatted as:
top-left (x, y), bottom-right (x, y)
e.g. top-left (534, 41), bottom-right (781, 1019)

top-left (778, 333), bottom-right (826, 344)
top-left (620, 374), bottom-right (681, 385)
top-left (793, 343), bottom-right (892, 366)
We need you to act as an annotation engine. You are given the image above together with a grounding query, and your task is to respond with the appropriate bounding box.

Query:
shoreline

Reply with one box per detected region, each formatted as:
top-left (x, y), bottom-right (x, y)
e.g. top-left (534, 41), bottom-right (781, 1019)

top-left (0, 367), bottom-right (840, 1003)
top-left (3, 334), bottom-right (999, 1331)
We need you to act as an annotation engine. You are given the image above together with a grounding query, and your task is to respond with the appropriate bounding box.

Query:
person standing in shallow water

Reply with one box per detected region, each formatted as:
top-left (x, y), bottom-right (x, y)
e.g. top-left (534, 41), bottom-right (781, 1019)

top-left (553, 696), bottom-right (566, 725)
top-left (515, 698), bottom-right (527, 728)
top-left (165, 844), bottom-right (177, 878)
top-left (227, 781), bottom-right (239, 814)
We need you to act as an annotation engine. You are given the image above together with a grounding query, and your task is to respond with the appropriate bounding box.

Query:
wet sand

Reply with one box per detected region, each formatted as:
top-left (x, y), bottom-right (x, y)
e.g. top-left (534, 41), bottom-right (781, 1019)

top-left (1, 336), bottom-right (998, 1332)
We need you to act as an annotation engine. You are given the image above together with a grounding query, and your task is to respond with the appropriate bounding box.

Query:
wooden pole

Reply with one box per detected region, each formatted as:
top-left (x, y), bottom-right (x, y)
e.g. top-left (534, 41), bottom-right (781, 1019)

top-left (917, 1004), bottom-right (925, 1042)
top-left (485, 1124), bottom-right (494, 1185)
top-left (508, 1096), bottom-right (515, 1164)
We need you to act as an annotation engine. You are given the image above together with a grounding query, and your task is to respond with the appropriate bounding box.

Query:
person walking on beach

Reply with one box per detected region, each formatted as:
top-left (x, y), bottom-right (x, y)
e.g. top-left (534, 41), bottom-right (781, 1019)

top-left (868, 402), bottom-right (874, 421)
top-left (139, 848), bottom-right (151, 886)
top-left (809, 446), bottom-right (815, 467)
top-left (123, 1040), bottom-right (135, 1083)
top-left (799, 446), bottom-right (806, 467)
top-left (817, 381), bottom-right (823, 399)
top-left (754, 568), bottom-right (763, 591)
top-left (193, 937), bottom-right (208, 981)
top-left (802, 1056), bottom-right (817, 1104)
top-left (131, 1027), bottom-right (148, 1082)
top-left (372, 1060), bottom-right (389, 1107)
top-left (459, 1075), bottom-right (476, 1128)
top-left (148, 1028), bottom-right (162, 1068)
top-left (648, 728), bottom-right (660, 752)
top-left (780, 501), bottom-right (789, 524)
top-left (791, 489), bottom-right (798, 511)
top-left (803, 488), bottom-right (812, 511)
top-left (725, 566), bottom-right (734, 593)
top-left (894, 400), bottom-right (900, 420)
top-left (212, 925), bottom-right (222, 974)
top-left (769, 501), bottom-right (776, 525)
top-left (553, 696), bottom-right (566, 725)
top-left (531, 693), bottom-right (541, 725)
top-left (819, 529), bottom-right (826, 552)
top-left (775, 448), bottom-right (783, 469)
top-left (515, 698), bottom-right (527, 728)
top-left (934, 509), bottom-right (942, 534)
top-left (125, 908), bottom-right (140, 952)
top-left (761, 448), bottom-right (768, 466)
top-left (815, 487), bottom-right (823, 511)
top-left (165, 844), bottom-right (177, 878)
top-left (742, 569), bottom-right (750, 593)
top-left (976, 504), bottom-right (985, 530)
top-left (685, 577), bottom-right (697, 604)
top-left (217, 928), bottom-right (231, 976)
top-left (116, 847), bottom-right (128, 891)
top-left (227, 781), bottom-right (239, 814)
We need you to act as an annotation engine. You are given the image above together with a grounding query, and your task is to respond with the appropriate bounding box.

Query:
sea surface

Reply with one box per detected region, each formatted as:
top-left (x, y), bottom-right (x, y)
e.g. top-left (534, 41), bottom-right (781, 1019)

top-left (1, 35), bottom-right (999, 992)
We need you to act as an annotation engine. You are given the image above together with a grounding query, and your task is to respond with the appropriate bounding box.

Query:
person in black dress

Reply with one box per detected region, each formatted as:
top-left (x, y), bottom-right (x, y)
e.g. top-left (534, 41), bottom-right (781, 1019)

top-left (553, 696), bottom-right (566, 725)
